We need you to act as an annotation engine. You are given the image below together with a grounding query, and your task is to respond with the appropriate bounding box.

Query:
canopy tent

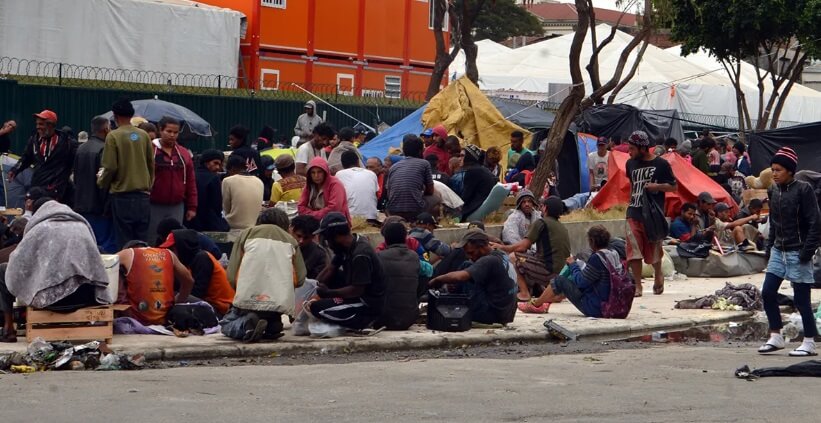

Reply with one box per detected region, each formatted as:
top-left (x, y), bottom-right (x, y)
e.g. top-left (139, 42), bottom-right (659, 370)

top-left (746, 121), bottom-right (821, 175)
top-left (590, 151), bottom-right (738, 218)
top-left (489, 98), bottom-right (555, 129)
top-left (579, 104), bottom-right (685, 142)
top-left (451, 24), bottom-right (821, 126)
top-left (450, 39), bottom-right (512, 80)
top-left (360, 77), bottom-right (532, 162)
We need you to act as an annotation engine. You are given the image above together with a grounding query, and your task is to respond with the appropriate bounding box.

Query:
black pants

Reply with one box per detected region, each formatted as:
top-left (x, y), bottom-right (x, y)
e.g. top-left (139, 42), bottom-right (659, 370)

top-left (110, 191), bottom-right (150, 250)
top-left (310, 298), bottom-right (378, 330)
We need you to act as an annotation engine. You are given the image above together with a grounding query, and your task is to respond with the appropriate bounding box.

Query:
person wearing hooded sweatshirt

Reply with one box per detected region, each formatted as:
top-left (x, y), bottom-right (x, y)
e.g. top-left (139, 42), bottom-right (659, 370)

top-left (222, 155), bottom-right (264, 230)
top-left (502, 189), bottom-right (542, 249)
top-left (294, 100), bottom-right (324, 146)
top-left (297, 157), bottom-right (351, 223)
top-left (227, 125), bottom-right (262, 176)
top-left (188, 149), bottom-right (229, 232)
top-left (758, 147), bottom-right (821, 357)
top-left (459, 144), bottom-right (497, 221)
top-left (159, 229), bottom-right (234, 317)
top-left (148, 117), bottom-right (198, 240)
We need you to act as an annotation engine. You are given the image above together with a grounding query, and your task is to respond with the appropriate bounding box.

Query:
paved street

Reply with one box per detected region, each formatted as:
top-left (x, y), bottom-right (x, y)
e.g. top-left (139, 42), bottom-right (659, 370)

top-left (2, 342), bottom-right (816, 422)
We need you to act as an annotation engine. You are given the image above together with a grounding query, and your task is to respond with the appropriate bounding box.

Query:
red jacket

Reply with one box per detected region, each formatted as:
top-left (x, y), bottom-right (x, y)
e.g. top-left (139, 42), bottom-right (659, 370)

top-left (424, 143), bottom-right (451, 175)
top-left (297, 157), bottom-right (351, 222)
top-left (150, 144), bottom-right (198, 212)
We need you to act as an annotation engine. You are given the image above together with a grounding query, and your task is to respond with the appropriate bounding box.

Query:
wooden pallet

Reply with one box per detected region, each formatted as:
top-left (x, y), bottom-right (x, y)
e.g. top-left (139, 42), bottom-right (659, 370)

top-left (25, 306), bottom-right (114, 344)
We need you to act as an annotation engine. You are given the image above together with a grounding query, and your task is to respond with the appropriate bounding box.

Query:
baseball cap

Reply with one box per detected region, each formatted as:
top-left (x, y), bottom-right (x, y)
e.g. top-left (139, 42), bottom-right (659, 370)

top-left (714, 202), bottom-right (730, 213)
top-left (33, 110), bottom-right (58, 123)
top-left (275, 154), bottom-right (295, 170)
top-left (314, 212), bottom-right (350, 235)
top-left (158, 232), bottom-right (176, 248)
top-left (416, 212), bottom-right (439, 227)
top-left (596, 137), bottom-right (608, 146)
top-left (421, 128), bottom-right (434, 137)
top-left (697, 192), bottom-right (716, 204)
top-left (454, 229), bottom-right (489, 248)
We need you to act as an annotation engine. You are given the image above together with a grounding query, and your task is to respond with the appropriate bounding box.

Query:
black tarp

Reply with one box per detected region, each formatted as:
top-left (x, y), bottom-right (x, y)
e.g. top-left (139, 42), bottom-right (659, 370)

top-left (736, 360), bottom-right (821, 380)
top-left (578, 104), bottom-right (686, 143)
top-left (489, 98), bottom-right (555, 129)
top-left (746, 121), bottom-right (821, 175)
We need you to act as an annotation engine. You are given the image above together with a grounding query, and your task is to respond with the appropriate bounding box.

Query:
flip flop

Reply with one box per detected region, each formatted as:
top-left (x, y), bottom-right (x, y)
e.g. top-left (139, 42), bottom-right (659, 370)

top-left (517, 300), bottom-right (549, 314)
top-left (788, 348), bottom-right (818, 357)
top-left (757, 343), bottom-right (785, 354)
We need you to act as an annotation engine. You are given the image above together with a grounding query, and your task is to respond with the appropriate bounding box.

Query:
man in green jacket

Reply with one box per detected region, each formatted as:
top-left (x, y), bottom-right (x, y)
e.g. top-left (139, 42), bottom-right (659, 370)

top-left (97, 98), bottom-right (155, 250)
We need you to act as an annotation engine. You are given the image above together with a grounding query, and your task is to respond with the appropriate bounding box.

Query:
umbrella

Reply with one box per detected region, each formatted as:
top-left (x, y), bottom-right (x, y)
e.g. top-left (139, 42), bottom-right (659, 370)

top-left (102, 98), bottom-right (212, 137)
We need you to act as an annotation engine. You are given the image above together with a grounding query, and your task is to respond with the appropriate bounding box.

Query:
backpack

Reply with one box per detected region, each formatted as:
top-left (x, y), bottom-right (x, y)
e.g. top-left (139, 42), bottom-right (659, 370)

top-left (596, 252), bottom-right (635, 319)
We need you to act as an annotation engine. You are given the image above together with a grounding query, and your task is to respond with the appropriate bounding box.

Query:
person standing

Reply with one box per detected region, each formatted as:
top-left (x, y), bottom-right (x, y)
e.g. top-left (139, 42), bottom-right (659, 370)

top-left (8, 110), bottom-right (76, 201)
top-left (295, 122), bottom-right (333, 176)
top-left (187, 150), bottom-right (229, 232)
top-left (624, 130), bottom-right (676, 296)
top-left (222, 154), bottom-right (264, 230)
top-left (588, 137), bottom-right (609, 191)
top-left (385, 135), bottom-right (434, 221)
top-left (758, 147), bottom-right (821, 357)
top-left (148, 117), bottom-right (197, 239)
top-left (336, 150), bottom-right (378, 220)
top-left (98, 99), bottom-right (155, 249)
top-left (294, 100), bottom-right (324, 146)
top-left (73, 116), bottom-right (116, 253)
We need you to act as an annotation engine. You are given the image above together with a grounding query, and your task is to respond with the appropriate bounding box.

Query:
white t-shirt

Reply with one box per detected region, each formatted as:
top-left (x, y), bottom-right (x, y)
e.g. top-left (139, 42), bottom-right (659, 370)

top-left (587, 151), bottom-right (609, 187)
top-left (335, 167), bottom-right (378, 219)
top-left (295, 141), bottom-right (327, 165)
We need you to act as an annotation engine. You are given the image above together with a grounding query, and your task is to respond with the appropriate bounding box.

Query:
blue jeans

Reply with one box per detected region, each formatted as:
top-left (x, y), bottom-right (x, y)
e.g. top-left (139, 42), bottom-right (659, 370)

top-left (219, 307), bottom-right (283, 340)
top-left (82, 213), bottom-right (118, 254)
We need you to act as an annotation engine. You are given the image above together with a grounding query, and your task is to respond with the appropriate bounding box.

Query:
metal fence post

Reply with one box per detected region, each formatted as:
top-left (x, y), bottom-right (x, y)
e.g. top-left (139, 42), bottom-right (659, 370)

top-left (217, 75), bottom-right (222, 96)
top-left (58, 62), bottom-right (63, 86)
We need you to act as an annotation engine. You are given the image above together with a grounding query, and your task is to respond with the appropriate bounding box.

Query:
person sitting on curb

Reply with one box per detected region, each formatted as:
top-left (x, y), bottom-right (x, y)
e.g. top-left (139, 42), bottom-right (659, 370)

top-left (492, 197), bottom-right (570, 306)
top-left (519, 226), bottom-right (620, 316)
top-left (116, 240), bottom-right (194, 325)
top-left (222, 208), bottom-right (307, 343)
top-left (502, 189), bottom-right (542, 250)
top-left (734, 198), bottom-right (766, 250)
top-left (712, 202), bottom-right (760, 251)
top-left (159, 229), bottom-right (235, 317)
top-left (669, 202), bottom-right (713, 243)
top-left (428, 230), bottom-right (517, 325)
top-left (409, 212), bottom-right (451, 263)
top-left (375, 221), bottom-right (421, 330)
top-left (307, 212), bottom-right (385, 330)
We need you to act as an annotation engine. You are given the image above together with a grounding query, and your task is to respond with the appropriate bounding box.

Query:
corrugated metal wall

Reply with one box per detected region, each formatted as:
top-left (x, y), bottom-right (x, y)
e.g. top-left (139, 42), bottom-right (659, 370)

top-left (0, 80), bottom-right (417, 153)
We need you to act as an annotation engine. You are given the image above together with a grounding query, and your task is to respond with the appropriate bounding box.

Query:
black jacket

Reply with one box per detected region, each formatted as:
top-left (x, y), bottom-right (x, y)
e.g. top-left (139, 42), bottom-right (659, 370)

top-left (229, 145), bottom-right (261, 176)
top-left (187, 166), bottom-right (229, 232)
top-left (460, 164), bottom-right (498, 220)
top-left (767, 179), bottom-right (821, 262)
top-left (11, 129), bottom-right (77, 199)
top-left (73, 135), bottom-right (108, 215)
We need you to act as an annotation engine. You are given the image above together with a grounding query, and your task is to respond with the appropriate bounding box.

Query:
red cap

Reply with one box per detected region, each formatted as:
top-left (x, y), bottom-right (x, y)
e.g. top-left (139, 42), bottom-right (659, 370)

top-left (158, 232), bottom-right (176, 249)
top-left (432, 124), bottom-right (448, 140)
top-left (33, 110), bottom-right (58, 123)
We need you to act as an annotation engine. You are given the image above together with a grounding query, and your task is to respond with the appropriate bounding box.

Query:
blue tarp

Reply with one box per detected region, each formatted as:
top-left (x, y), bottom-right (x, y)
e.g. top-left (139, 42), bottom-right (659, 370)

top-left (358, 104), bottom-right (427, 160)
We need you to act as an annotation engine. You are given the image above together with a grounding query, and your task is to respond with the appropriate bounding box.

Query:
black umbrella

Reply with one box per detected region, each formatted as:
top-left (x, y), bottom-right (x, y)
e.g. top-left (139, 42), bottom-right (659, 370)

top-left (102, 98), bottom-right (212, 137)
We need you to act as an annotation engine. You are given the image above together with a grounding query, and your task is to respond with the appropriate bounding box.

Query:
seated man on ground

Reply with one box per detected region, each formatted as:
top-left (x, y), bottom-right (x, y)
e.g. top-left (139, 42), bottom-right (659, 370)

top-left (409, 212), bottom-right (451, 263)
top-left (159, 229), bottom-right (235, 317)
top-left (492, 197), bottom-right (570, 304)
top-left (376, 216), bottom-right (427, 260)
top-left (289, 215), bottom-right (330, 280)
top-left (713, 202), bottom-right (760, 251)
top-left (154, 217), bottom-right (223, 261)
top-left (297, 157), bottom-right (351, 222)
top-left (458, 145), bottom-right (498, 222)
top-left (734, 198), bottom-right (766, 249)
top-left (695, 191), bottom-right (717, 230)
top-left (428, 230), bottom-right (517, 325)
top-left (307, 212), bottom-right (385, 330)
top-left (520, 226), bottom-right (620, 316)
top-left (669, 202), bottom-right (713, 243)
top-left (6, 198), bottom-right (111, 316)
top-left (223, 208), bottom-right (307, 342)
top-left (222, 154), bottom-right (264, 230)
top-left (335, 150), bottom-right (379, 221)
top-left (375, 221), bottom-right (421, 330)
top-left (502, 189), bottom-right (541, 250)
top-left (116, 240), bottom-right (194, 325)
top-left (269, 154), bottom-right (306, 205)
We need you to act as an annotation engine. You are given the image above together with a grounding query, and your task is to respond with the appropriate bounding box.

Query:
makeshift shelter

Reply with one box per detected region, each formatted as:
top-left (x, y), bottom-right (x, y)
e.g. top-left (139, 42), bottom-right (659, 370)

top-left (590, 151), bottom-right (738, 217)
top-left (489, 98), bottom-right (555, 129)
top-left (359, 77), bottom-right (532, 163)
top-left (746, 121), bottom-right (821, 175)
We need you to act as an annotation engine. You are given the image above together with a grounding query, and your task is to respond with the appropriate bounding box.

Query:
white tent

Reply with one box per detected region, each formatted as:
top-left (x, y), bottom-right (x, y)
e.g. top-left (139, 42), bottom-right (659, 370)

top-left (450, 39), bottom-right (512, 79)
top-left (453, 24), bottom-right (821, 126)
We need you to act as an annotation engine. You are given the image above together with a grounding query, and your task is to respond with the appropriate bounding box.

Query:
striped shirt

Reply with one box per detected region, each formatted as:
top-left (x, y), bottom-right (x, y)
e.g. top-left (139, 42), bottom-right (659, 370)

top-left (385, 157), bottom-right (433, 214)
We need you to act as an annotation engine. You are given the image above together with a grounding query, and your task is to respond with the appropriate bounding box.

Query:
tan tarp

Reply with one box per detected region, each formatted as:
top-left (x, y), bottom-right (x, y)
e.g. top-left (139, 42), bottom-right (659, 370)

top-left (422, 77), bottom-right (532, 170)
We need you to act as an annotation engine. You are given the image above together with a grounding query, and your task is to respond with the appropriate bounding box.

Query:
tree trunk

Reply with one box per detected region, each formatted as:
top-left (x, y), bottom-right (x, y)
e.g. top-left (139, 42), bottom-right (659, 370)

top-left (460, 0), bottom-right (487, 86)
top-left (529, 0), bottom-right (590, 197)
top-left (426, 0), bottom-right (460, 101)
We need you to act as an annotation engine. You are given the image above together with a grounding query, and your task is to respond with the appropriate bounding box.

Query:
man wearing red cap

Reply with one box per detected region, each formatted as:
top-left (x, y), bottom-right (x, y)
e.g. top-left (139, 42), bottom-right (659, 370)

top-left (8, 110), bottom-right (76, 201)
top-left (423, 124), bottom-right (452, 175)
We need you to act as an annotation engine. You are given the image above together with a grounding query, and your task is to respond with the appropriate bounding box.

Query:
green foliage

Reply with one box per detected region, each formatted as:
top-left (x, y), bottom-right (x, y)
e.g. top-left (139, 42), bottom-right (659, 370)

top-left (473, 0), bottom-right (544, 42)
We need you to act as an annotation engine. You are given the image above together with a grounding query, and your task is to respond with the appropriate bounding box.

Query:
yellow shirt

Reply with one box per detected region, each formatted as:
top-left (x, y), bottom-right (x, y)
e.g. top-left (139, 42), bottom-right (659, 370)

top-left (270, 175), bottom-right (306, 203)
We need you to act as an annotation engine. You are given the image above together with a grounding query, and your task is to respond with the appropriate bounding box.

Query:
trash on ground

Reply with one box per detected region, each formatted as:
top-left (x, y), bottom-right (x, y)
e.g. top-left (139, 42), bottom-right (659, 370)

top-left (0, 337), bottom-right (144, 372)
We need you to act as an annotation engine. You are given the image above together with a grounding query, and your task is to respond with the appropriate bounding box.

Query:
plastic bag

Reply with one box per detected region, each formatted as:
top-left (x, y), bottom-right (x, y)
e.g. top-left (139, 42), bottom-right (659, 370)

top-left (26, 337), bottom-right (53, 362)
top-left (642, 251), bottom-right (675, 278)
top-left (308, 321), bottom-right (344, 339)
top-left (292, 279), bottom-right (318, 336)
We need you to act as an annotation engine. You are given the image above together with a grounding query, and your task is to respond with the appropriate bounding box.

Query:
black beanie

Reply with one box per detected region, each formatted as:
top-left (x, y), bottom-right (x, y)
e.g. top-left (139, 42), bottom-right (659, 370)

top-left (199, 149), bottom-right (224, 166)
top-left (771, 147), bottom-right (798, 174)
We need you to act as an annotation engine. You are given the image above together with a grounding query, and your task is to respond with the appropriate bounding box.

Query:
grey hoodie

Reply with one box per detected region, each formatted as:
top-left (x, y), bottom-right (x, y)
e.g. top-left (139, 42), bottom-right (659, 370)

top-left (294, 100), bottom-right (324, 144)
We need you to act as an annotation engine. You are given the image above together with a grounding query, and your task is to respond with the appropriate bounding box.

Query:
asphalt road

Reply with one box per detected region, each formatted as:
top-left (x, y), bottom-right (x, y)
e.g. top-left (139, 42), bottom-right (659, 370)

top-left (1, 342), bottom-right (815, 423)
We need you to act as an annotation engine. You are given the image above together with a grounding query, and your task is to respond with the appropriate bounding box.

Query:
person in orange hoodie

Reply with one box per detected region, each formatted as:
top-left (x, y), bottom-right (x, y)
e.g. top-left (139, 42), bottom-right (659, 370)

top-left (297, 157), bottom-right (351, 222)
top-left (159, 229), bottom-right (234, 317)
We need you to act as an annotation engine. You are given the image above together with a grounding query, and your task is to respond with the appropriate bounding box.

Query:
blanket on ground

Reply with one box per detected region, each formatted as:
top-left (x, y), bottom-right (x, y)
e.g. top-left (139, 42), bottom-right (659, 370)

top-left (675, 282), bottom-right (762, 311)
top-left (6, 201), bottom-right (111, 308)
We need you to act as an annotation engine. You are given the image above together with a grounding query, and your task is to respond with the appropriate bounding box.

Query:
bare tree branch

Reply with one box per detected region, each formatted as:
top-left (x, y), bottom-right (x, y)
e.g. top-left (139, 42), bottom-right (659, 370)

top-left (607, 39), bottom-right (649, 104)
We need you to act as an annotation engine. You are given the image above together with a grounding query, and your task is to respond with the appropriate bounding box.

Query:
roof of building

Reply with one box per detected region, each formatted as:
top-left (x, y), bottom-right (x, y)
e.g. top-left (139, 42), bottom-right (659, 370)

top-left (524, 2), bottom-right (639, 27)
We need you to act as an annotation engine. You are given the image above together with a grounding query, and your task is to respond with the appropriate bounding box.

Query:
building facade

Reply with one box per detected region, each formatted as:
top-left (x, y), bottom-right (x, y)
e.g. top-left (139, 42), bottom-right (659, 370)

top-left (200, 0), bottom-right (443, 100)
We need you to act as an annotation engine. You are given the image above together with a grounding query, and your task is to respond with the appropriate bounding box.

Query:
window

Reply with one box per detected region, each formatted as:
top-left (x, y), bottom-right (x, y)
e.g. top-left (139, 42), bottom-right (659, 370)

top-left (384, 76), bottom-right (402, 99)
top-left (261, 0), bottom-right (286, 9)
top-left (260, 69), bottom-right (280, 91)
top-left (428, 0), bottom-right (449, 30)
top-left (337, 73), bottom-right (355, 96)
top-left (362, 89), bottom-right (385, 98)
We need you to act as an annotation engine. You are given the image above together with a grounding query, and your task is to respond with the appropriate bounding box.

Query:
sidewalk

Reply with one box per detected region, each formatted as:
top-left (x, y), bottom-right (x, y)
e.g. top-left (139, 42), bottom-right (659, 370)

top-left (2, 274), bottom-right (793, 361)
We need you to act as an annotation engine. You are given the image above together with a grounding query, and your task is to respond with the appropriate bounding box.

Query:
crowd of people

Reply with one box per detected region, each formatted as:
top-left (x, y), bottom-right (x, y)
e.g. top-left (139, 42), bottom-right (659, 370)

top-left (0, 100), bottom-right (818, 358)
